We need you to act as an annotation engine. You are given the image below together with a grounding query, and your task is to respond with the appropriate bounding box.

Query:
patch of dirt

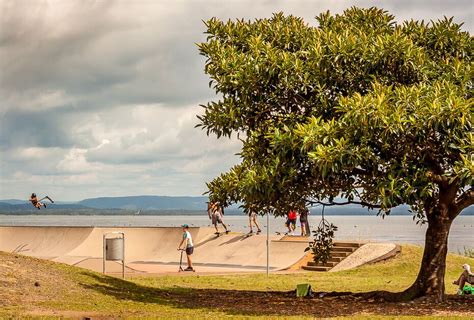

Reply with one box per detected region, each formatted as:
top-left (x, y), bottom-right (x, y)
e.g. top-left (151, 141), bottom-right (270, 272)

top-left (0, 252), bottom-right (76, 308)
top-left (167, 288), bottom-right (473, 317)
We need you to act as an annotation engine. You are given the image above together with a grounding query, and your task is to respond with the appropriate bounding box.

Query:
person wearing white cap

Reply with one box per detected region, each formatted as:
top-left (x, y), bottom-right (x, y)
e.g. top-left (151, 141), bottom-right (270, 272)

top-left (452, 263), bottom-right (474, 294)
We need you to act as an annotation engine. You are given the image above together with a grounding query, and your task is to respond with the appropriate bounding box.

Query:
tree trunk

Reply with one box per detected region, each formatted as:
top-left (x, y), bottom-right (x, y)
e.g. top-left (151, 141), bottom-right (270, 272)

top-left (396, 212), bottom-right (453, 302)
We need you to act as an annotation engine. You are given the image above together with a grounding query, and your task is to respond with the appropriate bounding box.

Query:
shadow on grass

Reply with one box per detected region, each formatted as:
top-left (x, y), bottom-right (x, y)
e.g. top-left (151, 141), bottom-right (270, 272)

top-left (77, 272), bottom-right (473, 317)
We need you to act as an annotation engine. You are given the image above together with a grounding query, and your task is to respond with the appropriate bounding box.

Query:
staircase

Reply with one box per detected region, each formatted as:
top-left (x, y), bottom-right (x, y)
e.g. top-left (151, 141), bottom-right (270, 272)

top-left (302, 242), bottom-right (362, 272)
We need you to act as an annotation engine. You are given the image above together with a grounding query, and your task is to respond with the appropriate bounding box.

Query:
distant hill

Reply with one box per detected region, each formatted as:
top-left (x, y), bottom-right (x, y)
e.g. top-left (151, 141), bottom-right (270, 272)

top-left (78, 196), bottom-right (209, 210)
top-left (0, 202), bottom-right (90, 210)
top-left (0, 199), bottom-right (29, 205)
top-left (0, 196), bottom-right (472, 215)
top-left (310, 204), bottom-right (474, 216)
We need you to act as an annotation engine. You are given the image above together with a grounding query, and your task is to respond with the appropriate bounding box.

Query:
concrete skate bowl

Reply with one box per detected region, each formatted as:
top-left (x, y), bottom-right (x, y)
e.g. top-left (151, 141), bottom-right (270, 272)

top-left (0, 226), bottom-right (309, 274)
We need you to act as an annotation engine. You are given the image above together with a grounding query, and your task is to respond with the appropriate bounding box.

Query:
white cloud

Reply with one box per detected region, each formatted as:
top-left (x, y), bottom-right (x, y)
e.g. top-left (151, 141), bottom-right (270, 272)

top-left (56, 148), bottom-right (97, 173)
top-left (0, 102), bottom-right (242, 199)
top-left (0, 0), bottom-right (471, 200)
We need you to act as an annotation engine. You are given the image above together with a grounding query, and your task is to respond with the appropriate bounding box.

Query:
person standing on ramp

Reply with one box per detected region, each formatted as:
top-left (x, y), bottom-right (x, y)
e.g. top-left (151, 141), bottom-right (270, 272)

top-left (177, 224), bottom-right (195, 271)
top-left (208, 202), bottom-right (229, 235)
top-left (248, 206), bottom-right (262, 235)
top-left (299, 207), bottom-right (310, 237)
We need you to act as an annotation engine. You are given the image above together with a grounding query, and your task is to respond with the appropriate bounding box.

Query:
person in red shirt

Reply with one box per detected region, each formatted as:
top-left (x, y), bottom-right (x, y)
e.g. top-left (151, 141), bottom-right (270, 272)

top-left (285, 210), bottom-right (297, 235)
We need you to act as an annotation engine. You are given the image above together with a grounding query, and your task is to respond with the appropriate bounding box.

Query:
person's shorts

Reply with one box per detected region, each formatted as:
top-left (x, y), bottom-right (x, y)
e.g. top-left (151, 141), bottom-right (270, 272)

top-left (286, 218), bottom-right (296, 226)
top-left (300, 219), bottom-right (307, 224)
top-left (212, 215), bottom-right (222, 224)
top-left (186, 246), bottom-right (194, 255)
top-left (468, 274), bottom-right (474, 284)
top-left (249, 212), bottom-right (257, 219)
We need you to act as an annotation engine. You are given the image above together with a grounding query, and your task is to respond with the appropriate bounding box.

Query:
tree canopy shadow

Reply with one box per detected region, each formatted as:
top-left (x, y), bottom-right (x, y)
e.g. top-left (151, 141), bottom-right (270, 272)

top-left (78, 272), bottom-right (473, 317)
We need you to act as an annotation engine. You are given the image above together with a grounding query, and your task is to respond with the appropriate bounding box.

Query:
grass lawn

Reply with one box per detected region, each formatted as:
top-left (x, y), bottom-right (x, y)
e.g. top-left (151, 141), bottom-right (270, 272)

top-left (0, 245), bottom-right (472, 319)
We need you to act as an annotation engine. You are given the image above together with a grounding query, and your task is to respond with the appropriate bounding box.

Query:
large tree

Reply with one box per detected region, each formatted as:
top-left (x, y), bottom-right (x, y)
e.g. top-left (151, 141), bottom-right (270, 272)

top-left (197, 7), bottom-right (473, 301)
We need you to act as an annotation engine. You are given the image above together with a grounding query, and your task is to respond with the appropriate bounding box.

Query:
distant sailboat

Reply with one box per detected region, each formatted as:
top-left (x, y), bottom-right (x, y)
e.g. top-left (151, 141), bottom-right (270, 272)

top-left (135, 209), bottom-right (141, 215)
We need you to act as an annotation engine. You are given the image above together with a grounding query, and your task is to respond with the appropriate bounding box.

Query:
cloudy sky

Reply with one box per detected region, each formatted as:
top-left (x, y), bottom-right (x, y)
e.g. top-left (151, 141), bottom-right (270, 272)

top-left (0, 1), bottom-right (472, 201)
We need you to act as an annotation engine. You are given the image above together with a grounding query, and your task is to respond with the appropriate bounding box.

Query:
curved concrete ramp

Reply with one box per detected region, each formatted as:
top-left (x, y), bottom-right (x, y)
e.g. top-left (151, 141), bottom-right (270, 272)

top-left (0, 227), bottom-right (308, 274)
top-left (0, 226), bottom-right (94, 258)
top-left (329, 243), bottom-right (400, 272)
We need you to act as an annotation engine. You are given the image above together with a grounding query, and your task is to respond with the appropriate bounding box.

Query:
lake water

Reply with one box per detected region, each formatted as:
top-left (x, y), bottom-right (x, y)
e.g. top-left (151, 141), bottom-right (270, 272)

top-left (0, 214), bottom-right (472, 253)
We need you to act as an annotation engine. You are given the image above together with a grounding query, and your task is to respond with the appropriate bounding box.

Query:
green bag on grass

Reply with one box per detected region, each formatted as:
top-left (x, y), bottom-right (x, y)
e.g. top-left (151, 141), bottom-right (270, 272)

top-left (462, 285), bottom-right (473, 295)
top-left (296, 283), bottom-right (313, 297)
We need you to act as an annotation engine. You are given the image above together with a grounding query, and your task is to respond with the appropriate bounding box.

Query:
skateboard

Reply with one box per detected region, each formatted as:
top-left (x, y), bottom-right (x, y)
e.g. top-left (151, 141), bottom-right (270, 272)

top-left (244, 231), bottom-right (261, 238)
top-left (39, 196), bottom-right (54, 203)
top-left (215, 230), bottom-right (231, 237)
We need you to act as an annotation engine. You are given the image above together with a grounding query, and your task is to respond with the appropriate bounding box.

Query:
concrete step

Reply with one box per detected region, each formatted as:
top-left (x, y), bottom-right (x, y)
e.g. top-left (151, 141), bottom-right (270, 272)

top-left (302, 265), bottom-right (332, 272)
top-left (328, 256), bottom-right (345, 263)
top-left (333, 242), bottom-right (362, 248)
top-left (307, 261), bottom-right (338, 267)
top-left (330, 251), bottom-right (352, 257)
top-left (331, 246), bottom-right (356, 253)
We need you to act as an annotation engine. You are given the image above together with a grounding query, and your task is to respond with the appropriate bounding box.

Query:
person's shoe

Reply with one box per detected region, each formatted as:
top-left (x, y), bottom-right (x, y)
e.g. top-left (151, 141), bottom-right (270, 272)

top-left (185, 267), bottom-right (194, 271)
top-left (247, 230), bottom-right (253, 234)
top-left (256, 229), bottom-right (261, 234)
top-left (225, 230), bottom-right (230, 234)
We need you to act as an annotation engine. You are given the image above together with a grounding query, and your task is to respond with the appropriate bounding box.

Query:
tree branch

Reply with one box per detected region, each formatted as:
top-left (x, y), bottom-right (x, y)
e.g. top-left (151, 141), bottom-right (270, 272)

top-left (306, 199), bottom-right (383, 209)
top-left (423, 149), bottom-right (445, 176)
top-left (455, 187), bottom-right (474, 212)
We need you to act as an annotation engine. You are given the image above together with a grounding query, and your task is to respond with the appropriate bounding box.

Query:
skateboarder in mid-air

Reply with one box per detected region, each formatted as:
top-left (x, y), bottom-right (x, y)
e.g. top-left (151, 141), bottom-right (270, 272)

top-left (29, 193), bottom-right (54, 209)
top-left (208, 202), bottom-right (229, 235)
top-left (177, 224), bottom-right (195, 271)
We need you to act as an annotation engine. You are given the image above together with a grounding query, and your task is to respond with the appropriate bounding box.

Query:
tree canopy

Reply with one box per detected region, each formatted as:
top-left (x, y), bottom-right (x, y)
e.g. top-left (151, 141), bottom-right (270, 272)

top-left (197, 7), bottom-right (472, 301)
top-left (198, 7), bottom-right (472, 216)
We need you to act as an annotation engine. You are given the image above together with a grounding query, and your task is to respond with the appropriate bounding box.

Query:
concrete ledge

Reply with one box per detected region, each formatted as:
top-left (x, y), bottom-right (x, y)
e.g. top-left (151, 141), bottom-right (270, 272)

top-left (329, 243), bottom-right (399, 272)
top-left (366, 244), bottom-right (401, 265)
